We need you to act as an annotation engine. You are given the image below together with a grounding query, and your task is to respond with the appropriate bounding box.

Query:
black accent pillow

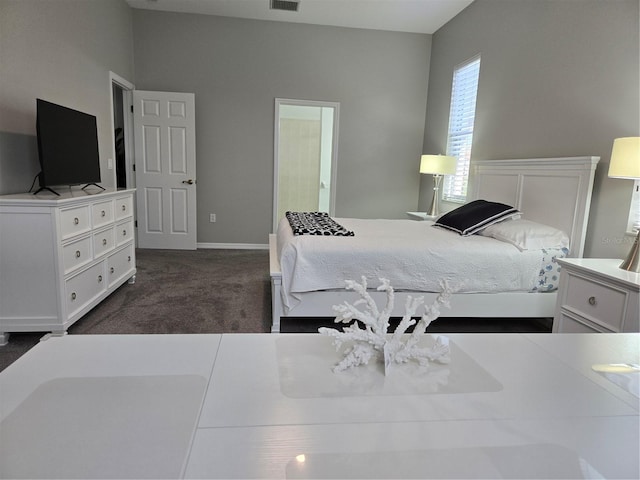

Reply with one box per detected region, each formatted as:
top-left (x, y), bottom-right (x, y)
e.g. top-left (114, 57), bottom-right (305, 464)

top-left (433, 200), bottom-right (520, 236)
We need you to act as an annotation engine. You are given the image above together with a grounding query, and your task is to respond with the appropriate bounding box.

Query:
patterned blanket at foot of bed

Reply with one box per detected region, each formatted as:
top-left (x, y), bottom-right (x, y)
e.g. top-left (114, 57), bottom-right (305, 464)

top-left (286, 211), bottom-right (355, 236)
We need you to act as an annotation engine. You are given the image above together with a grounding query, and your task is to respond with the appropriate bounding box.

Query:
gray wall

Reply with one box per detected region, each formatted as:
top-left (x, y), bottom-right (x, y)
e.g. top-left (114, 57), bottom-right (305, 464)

top-left (421, 0), bottom-right (640, 259)
top-left (0, 0), bottom-right (134, 194)
top-left (132, 11), bottom-right (431, 245)
top-left (3, 0), bottom-right (635, 256)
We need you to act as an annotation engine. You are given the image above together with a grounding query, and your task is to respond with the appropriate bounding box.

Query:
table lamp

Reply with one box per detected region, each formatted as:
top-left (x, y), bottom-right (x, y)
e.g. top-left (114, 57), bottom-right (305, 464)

top-left (420, 154), bottom-right (457, 216)
top-left (608, 137), bottom-right (640, 272)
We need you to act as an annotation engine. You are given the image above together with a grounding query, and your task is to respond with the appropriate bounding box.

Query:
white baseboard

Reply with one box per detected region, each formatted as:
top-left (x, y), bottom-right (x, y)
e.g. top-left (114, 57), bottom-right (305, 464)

top-left (197, 242), bottom-right (269, 250)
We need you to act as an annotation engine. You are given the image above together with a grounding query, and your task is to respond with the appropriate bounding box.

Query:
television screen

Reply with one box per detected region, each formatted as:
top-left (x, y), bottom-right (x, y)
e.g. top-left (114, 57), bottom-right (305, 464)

top-left (36, 99), bottom-right (101, 190)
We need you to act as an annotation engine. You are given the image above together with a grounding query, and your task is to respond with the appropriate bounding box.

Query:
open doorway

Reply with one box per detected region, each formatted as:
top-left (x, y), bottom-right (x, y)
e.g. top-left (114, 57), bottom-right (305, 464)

top-left (109, 72), bottom-right (134, 189)
top-left (273, 98), bottom-right (340, 232)
top-left (112, 84), bottom-right (126, 188)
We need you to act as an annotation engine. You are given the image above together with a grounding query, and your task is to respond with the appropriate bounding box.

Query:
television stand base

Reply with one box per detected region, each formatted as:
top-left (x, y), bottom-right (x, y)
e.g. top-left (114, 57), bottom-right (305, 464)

top-left (33, 187), bottom-right (60, 196)
top-left (82, 183), bottom-right (105, 192)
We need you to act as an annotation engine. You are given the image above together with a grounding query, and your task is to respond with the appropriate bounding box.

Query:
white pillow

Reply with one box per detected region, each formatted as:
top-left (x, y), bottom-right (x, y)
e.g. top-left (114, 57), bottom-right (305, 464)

top-left (479, 219), bottom-right (569, 251)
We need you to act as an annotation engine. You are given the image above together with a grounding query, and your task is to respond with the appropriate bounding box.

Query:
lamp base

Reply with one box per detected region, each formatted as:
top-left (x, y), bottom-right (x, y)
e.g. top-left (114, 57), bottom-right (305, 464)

top-left (619, 230), bottom-right (640, 272)
top-left (427, 175), bottom-right (443, 217)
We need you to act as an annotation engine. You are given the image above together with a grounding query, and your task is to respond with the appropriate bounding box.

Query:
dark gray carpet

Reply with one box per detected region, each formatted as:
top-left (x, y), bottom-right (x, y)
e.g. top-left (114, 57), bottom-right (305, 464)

top-left (0, 248), bottom-right (551, 372)
top-left (69, 248), bottom-right (273, 335)
top-left (0, 249), bottom-right (271, 372)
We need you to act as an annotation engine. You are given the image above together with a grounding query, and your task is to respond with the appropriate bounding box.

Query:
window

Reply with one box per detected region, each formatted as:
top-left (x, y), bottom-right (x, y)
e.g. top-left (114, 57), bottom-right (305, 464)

top-left (627, 180), bottom-right (640, 233)
top-left (443, 56), bottom-right (481, 203)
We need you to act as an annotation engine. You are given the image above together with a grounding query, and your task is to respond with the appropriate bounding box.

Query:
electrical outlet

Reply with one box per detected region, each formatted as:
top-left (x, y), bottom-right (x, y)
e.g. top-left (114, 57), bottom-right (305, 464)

top-left (107, 158), bottom-right (113, 169)
top-left (209, 213), bottom-right (216, 223)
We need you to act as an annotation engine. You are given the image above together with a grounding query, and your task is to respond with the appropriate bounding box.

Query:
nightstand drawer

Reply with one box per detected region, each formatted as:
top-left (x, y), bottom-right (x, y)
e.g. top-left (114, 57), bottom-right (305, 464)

top-left (564, 274), bottom-right (627, 330)
top-left (555, 311), bottom-right (611, 333)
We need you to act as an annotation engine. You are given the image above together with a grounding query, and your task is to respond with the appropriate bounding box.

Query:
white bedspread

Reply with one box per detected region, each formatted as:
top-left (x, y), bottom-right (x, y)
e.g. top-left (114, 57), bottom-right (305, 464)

top-left (277, 218), bottom-right (547, 312)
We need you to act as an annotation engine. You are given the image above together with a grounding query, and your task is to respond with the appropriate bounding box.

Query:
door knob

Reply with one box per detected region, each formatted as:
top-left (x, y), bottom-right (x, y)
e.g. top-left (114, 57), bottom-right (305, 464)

top-left (182, 179), bottom-right (194, 185)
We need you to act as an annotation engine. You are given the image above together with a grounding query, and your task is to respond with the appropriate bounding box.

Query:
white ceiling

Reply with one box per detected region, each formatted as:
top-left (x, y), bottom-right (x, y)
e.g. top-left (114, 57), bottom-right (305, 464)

top-left (125, 0), bottom-right (474, 34)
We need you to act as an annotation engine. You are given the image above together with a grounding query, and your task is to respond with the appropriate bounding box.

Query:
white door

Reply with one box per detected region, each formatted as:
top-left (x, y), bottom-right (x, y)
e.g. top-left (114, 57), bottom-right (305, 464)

top-left (133, 91), bottom-right (197, 249)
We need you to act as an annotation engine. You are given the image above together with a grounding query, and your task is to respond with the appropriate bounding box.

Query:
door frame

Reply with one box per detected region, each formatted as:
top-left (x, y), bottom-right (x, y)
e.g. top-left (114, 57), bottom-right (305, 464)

top-left (273, 98), bottom-right (340, 232)
top-left (108, 71), bottom-right (135, 189)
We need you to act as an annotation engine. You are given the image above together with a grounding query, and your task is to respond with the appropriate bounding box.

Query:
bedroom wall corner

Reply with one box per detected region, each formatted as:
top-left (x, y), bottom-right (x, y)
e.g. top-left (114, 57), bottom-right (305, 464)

top-left (0, 0), bottom-right (135, 195)
top-left (421, 0), bottom-right (639, 259)
top-left (132, 11), bottom-right (432, 244)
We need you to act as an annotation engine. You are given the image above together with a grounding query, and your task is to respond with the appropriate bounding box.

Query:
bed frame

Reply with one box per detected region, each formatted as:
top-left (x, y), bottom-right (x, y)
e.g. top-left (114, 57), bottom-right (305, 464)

top-left (269, 156), bottom-right (599, 333)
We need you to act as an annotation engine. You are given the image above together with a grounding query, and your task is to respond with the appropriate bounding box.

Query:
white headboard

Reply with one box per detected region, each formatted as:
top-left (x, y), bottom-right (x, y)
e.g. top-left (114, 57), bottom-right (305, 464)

top-left (469, 156), bottom-right (599, 258)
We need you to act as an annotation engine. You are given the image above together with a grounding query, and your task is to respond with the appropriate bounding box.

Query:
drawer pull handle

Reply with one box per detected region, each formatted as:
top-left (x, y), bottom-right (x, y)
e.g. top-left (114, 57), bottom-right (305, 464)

top-left (73, 217), bottom-right (79, 225)
top-left (102, 239), bottom-right (107, 246)
top-left (71, 292), bottom-right (77, 301)
top-left (122, 229), bottom-right (127, 236)
top-left (98, 275), bottom-right (103, 283)
top-left (110, 267), bottom-right (115, 274)
top-left (101, 210), bottom-right (106, 217)
top-left (75, 250), bottom-right (81, 258)
top-left (588, 296), bottom-right (597, 306)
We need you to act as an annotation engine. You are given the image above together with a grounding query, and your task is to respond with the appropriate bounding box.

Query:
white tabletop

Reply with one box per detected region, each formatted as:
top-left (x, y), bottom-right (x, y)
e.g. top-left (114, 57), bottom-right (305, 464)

top-left (0, 333), bottom-right (638, 479)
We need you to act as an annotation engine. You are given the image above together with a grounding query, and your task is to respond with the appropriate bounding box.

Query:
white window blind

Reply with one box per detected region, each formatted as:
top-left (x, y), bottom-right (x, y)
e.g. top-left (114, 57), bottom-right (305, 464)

top-left (443, 56), bottom-right (481, 203)
top-left (628, 180), bottom-right (640, 233)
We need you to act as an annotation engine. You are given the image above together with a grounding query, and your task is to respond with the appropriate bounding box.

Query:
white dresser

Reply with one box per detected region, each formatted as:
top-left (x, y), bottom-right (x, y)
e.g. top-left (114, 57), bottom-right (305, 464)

top-left (0, 189), bottom-right (136, 343)
top-left (553, 258), bottom-right (640, 333)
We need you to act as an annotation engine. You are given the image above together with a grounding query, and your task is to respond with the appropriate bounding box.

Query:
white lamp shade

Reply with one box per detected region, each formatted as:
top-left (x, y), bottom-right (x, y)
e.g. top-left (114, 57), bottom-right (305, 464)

top-left (608, 137), bottom-right (640, 179)
top-left (420, 154), bottom-right (457, 175)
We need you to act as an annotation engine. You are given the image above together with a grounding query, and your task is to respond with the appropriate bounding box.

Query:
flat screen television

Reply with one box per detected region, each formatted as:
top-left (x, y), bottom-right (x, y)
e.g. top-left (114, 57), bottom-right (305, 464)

top-left (35, 98), bottom-right (102, 195)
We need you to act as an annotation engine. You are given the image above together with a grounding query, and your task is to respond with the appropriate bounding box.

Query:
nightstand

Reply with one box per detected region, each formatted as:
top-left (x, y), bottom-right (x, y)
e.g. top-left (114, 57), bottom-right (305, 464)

top-left (406, 212), bottom-right (438, 221)
top-left (553, 258), bottom-right (640, 333)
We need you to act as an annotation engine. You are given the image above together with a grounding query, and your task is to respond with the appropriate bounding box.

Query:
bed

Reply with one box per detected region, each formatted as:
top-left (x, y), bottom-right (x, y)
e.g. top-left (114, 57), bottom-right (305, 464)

top-left (269, 156), bottom-right (599, 333)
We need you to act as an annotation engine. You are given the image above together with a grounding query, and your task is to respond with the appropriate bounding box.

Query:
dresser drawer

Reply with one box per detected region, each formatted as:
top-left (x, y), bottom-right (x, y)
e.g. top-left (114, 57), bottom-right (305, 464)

top-left (115, 195), bottom-right (133, 220)
top-left (564, 274), bottom-right (627, 331)
top-left (116, 219), bottom-right (134, 246)
top-left (59, 205), bottom-right (91, 239)
top-left (107, 244), bottom-right (135, 287)
top-left (91, 200), bottom-right (114, 229)
top-left (62, 236), bottom-right (93, 274)
top-left (65, 262), bottom-right (107, 318)
top-left (93, 226), bottom-right (115, 258)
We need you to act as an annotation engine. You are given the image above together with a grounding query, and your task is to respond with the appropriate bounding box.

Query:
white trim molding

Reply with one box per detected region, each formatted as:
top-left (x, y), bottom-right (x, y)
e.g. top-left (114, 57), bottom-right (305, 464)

top-left (197, 243), bottom-right (269, 250)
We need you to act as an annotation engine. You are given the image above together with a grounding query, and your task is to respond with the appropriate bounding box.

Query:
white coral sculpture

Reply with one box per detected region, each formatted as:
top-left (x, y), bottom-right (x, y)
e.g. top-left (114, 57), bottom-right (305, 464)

top-left (319, 277), bottom-right (455, 373)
